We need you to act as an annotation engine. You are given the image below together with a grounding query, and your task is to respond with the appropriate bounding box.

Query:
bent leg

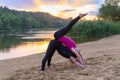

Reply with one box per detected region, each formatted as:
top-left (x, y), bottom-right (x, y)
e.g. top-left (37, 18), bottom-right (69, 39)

top-left (55, 42), bottom-right (77, 58)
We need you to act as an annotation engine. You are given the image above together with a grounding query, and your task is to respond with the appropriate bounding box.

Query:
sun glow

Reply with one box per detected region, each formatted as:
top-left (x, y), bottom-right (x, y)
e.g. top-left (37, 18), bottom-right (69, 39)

top-left (38, 4), bottom-right (98, 20)
top-left (39, 5), bottom-right (73, 16)
top-left (34, 0), bottom-right (99, 20)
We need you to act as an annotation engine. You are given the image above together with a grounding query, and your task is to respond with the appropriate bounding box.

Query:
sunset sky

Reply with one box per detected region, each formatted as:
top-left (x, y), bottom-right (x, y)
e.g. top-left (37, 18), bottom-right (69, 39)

top-left (0, 0), bottom-right (105, 19)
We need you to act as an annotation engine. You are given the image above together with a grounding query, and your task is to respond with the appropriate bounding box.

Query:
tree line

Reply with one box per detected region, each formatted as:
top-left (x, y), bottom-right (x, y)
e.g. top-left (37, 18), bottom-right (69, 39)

top-left (0, 6), bottom-right (67, 32)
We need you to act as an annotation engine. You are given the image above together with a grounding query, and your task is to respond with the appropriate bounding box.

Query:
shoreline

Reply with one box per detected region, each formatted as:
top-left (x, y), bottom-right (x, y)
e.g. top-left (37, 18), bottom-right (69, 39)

top-left (0, 52), bottom-right (44, 61)
top-left (0, 35), bottom-right (120, 80)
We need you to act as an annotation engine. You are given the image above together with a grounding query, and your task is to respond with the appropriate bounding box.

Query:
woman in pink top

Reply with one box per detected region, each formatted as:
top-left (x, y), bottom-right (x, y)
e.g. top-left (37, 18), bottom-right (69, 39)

top-left (57, 35), bottom-right (86, 67)
top-left (41, 13), bottom-right (87, 71)
top-left (53, 13), bottom-right (87, 68)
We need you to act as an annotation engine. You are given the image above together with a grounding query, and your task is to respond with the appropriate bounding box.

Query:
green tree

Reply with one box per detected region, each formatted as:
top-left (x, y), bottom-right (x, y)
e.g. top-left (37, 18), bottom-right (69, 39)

top-left (105, 0), bottom-right (119, 6)
top-left (0, 6), bottom-right (67, 31)
top-left (99, 0), bottom-right (120, 21)
top-left (0, 18), bottom-right (3, 29)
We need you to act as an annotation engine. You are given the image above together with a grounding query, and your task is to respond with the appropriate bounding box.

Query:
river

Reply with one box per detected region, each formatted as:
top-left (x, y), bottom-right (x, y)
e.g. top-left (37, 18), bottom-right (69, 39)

top-left (0, 30), bottom-right (55, 60)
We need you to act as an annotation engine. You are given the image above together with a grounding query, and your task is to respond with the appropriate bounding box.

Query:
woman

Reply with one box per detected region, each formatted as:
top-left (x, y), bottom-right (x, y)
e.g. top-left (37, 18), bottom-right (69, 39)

top-left (40, 13), bottom-right (87, 71)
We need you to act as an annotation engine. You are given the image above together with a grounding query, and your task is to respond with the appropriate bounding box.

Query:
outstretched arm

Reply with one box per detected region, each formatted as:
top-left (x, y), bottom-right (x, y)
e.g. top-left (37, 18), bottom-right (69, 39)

top-left (71, 48), bottom-right (86, 66)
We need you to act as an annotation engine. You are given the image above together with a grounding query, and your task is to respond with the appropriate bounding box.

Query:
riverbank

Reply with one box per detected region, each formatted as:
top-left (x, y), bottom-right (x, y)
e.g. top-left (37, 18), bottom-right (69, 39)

top-left (0, 34), bottom-right (120, 80)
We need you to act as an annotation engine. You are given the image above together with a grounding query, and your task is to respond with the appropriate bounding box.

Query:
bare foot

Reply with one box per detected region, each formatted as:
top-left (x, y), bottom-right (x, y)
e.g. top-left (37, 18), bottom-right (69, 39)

top-left (47, 66), bottom-right (50, 69)
top-left (39, 70), bottom-right (45, 74)
top-left (79, 13), bottom-right (87, 18)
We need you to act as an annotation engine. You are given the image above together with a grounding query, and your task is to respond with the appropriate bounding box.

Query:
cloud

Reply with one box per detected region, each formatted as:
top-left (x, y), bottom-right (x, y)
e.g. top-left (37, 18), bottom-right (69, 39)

top-left (57, 4), bottom-right (99, 19)
top-left (59, 4), bottom-right (99, 14)
top-left (33, 0), bottom-right (95, 6)
top-left (69, 0), bottom-right (95, 7)
top-left (0, 0), bottom-right (104, 19)
top-left (0, 0), bottom-right (38, 11)
top-left (76, 4), bottom-right (99, 13)
top-left (33, 0), bottom-right (100, 14)
top-left (60, 9), bottom-right (75, 12)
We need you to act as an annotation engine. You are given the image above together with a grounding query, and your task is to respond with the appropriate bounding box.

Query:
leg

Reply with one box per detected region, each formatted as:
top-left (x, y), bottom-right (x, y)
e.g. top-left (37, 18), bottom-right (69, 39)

top-left (41, 40), bottom-right (56, 71)
top-left (54, 13), bottom-right (87, 40)
top-left (54, 16), bottom-right (80, 40)
top-left (55, 42), bottom-right (71, 58)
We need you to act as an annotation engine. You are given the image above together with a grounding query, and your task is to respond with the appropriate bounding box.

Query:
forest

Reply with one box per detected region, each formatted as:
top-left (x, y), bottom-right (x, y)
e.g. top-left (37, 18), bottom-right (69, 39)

top-left (0, 6), bottom-right (68, 32)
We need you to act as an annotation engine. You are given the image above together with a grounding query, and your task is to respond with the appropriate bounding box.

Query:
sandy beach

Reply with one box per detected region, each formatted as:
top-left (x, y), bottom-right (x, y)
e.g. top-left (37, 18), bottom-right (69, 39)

top-left (0, 35), bottom-right (120, 80)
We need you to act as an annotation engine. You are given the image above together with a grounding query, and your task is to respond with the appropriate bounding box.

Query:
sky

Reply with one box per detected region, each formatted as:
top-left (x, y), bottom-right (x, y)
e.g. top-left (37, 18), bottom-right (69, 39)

top-left (0, 0), bottom-right (105, 19)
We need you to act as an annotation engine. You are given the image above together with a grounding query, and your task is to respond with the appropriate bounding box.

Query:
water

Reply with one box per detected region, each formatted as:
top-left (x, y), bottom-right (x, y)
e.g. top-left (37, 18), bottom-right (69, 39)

top-left (0, 30), bottom-right (55, 60)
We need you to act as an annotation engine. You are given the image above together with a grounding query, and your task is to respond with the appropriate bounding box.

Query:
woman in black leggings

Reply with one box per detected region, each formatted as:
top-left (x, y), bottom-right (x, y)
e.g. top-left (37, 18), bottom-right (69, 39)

top-left (40, 13), bottom-right (87, 71)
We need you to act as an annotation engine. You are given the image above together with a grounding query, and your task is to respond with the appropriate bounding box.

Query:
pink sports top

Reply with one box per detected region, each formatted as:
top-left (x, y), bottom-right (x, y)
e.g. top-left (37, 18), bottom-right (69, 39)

top-left (57, 36), bottom-right (76, 50)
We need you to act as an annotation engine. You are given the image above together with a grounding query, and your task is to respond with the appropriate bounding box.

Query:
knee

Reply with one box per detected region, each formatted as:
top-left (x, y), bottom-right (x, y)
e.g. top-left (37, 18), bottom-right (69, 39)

top-left (54, 32), bottom-right (57, 39)
top-left (49, 39), bottom-right (58, 46)
top-left (54, 30), bottom-right (61, 40)
top-left (50, 39), bottom-right (56, 43)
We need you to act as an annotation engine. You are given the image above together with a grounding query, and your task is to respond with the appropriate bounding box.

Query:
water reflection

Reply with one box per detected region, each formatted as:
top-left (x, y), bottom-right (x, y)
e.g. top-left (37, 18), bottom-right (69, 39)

top-left (0, 40), bottom-right (50, 60)
top-left (0, 35), bottom-right (22, 52)
top-left (0, 30), bottom-right (55, 60)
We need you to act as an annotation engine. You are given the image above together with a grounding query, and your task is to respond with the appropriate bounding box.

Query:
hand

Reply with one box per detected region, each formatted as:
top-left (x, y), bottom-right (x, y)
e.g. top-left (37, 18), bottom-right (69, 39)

top-left (79, 13), bottom-right (87, 18)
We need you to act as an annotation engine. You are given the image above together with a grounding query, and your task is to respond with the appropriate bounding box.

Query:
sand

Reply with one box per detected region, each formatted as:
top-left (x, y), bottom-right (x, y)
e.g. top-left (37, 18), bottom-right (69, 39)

top-left (0, 35), bottom-right (120, 80)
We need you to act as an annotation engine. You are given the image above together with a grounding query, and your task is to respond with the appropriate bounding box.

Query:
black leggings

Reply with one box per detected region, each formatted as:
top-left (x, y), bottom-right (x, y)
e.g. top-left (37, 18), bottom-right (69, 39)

top-left (54, 16), bottom-right (80, 40)
top-left (41, 16), bottom-right (80, 71)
